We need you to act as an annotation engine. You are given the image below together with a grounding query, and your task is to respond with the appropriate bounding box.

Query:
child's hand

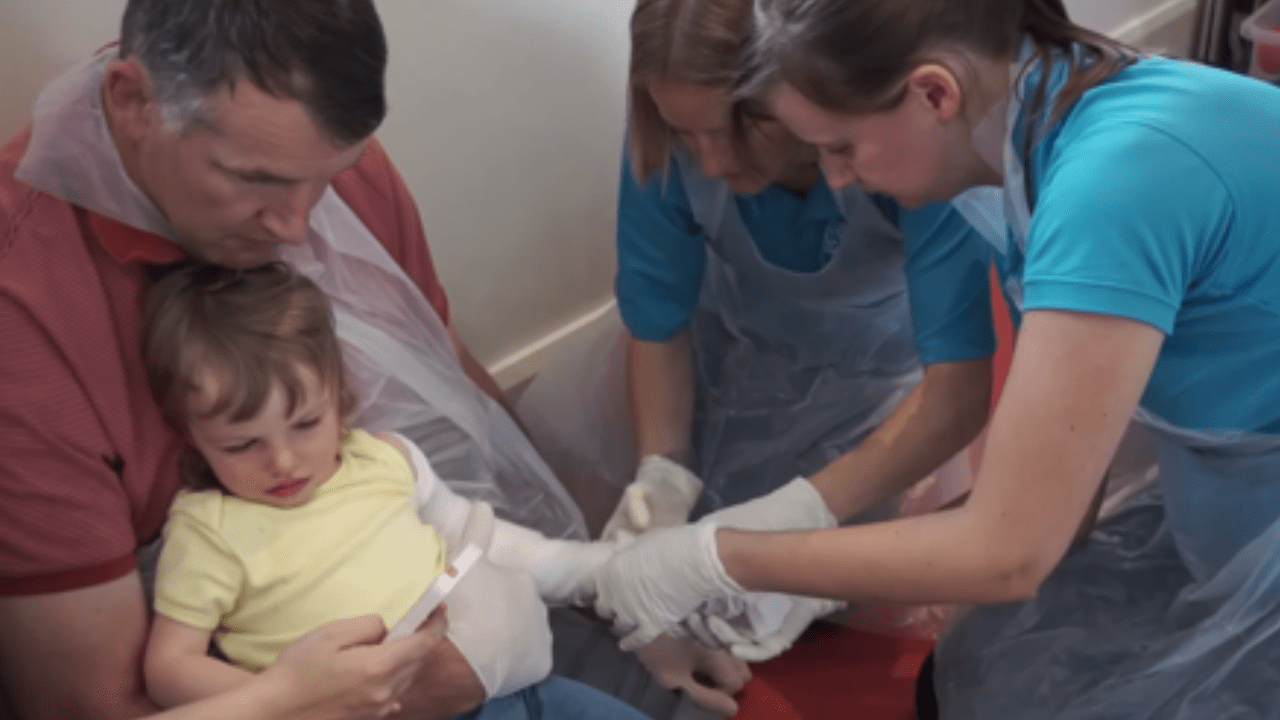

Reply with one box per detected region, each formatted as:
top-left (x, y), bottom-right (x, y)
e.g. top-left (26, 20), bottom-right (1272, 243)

top-left (264, 612), bottom-right (447, 720)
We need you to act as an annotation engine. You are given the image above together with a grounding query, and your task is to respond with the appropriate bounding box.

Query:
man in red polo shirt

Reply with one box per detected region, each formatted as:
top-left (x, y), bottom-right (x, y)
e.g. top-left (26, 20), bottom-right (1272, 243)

top-left (0, 1), bottom-right (553, 718)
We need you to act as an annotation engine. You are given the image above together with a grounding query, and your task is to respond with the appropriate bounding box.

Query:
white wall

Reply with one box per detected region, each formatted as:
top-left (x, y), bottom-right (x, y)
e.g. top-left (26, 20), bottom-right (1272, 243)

top-left (375, 0), bottom-right (633, 370)
top-left (0, 1), bottom-right (125, 138)
top-left (1067, 0), bottom-right (1197, 49)
top-left (0, 0), bottom-right (1192, 384)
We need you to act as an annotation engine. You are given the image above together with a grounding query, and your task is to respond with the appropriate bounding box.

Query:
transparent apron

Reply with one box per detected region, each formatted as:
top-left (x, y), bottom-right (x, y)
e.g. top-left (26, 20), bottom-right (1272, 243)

top-left (672, 145), bottom-right (922, 517)
top-left (15, 51), bottom-right (587, 540)
top-left (936, 44), bottom-right (1280, 718)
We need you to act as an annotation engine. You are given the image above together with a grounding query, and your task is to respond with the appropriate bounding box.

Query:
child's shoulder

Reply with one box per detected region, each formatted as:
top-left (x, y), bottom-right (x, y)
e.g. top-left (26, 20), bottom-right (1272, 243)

top-left (167, 488), bottom-right (232, 528)
top-left (345, 428), bottom-right (416, 479)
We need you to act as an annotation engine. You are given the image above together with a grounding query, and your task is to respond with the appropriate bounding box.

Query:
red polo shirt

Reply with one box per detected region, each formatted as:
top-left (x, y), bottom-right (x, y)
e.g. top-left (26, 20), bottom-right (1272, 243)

top-left (0, 130), bottom-right (450, 595)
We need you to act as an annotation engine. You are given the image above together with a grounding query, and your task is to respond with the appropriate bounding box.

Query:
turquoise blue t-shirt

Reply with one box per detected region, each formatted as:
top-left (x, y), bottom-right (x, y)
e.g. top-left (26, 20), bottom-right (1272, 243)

top-left (1015, 56), bottom-right (1280, 431)
top-left (614, 153), bottom-right (995, 365)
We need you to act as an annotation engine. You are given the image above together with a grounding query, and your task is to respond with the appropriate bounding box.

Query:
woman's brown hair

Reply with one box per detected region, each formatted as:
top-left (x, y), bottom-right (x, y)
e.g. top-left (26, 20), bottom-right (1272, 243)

top-left (628, 0), bottom-right (764, 183)
top-left (142, 262), bottom-right (355, 491)
top-left (746, 0), bottom-right (1139, 184)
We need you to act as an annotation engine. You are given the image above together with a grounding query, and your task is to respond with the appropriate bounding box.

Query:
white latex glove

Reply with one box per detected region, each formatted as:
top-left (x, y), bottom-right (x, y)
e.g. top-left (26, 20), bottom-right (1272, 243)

top-left (684, 478), bottom-right (845, 661)
top-left (440, 500), bottom-right (554, 699)
top-left (703, 476), bottom-right (836, 533)
top-left (686, 593), bottom-right (845, 662)
top-left (401, 432), bottom-right (619, 606)
top-left (601, 455), bottom-right (704, 541)
top-left (635, 634), bottom-right (751, 718)
top-left (594, 521), bottom-right (744, 651)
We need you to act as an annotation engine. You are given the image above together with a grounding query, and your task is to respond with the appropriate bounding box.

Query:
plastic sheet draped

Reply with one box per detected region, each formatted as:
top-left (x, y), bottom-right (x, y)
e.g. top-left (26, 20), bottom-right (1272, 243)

top-left (284, 189), bottom-right (587, 540)
top-left (933, 417), bottom-right (1280, 719)
top-left (936, 487), bottom-right (1280, 719)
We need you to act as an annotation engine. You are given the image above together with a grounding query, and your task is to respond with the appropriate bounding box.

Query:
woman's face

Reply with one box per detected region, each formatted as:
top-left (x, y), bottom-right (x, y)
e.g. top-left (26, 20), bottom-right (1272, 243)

top-left (648, 78), bottom-right (802, 195)
top-left (769, 81), bottom-right (967, 207)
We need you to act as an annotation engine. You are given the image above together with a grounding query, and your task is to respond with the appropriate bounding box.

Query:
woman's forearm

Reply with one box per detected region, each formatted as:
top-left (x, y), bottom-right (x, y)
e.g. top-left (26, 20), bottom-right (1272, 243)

top-left (720, 312), bottom-right (1164, 606)
top-left (809, 357), bottom-right (992, 521)
top-left (626, 332), bottom-right (696, 462)
top-left (718, 508), bottom-right (1039, 605)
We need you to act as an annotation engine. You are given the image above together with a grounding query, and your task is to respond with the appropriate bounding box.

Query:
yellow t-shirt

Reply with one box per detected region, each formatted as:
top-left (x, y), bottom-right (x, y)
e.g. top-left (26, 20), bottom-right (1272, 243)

top-left (154, 429), bottom-right (446, 670)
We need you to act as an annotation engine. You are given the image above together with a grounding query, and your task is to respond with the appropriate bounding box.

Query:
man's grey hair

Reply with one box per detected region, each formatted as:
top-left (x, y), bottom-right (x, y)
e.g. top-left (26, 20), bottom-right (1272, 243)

top-left (119, 0), bottom-right (387, 146)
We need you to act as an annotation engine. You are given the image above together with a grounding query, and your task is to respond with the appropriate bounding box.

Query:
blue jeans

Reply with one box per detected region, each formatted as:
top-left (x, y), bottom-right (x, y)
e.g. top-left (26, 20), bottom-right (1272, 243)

top-left (451, 675), bottom-right (653, 720)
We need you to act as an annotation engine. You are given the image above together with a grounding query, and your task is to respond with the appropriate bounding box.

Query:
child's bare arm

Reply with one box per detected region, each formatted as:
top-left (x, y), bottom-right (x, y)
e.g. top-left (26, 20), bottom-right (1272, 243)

top-left (144, 614), bottom-right (255, 708)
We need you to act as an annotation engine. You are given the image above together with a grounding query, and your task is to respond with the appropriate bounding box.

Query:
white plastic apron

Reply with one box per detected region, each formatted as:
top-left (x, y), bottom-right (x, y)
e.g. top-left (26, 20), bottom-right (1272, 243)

top-left (936, 42), bottom-right (1280, 720)
top-left (17, 51), bottom-right (586, 540)
top-left (673, 145), bottom-right (921, 516)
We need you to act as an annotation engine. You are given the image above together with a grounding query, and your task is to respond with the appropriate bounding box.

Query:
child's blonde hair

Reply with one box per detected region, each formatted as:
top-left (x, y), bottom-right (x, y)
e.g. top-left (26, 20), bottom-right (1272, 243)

top-left (143, 262), bottom-right (355, 491)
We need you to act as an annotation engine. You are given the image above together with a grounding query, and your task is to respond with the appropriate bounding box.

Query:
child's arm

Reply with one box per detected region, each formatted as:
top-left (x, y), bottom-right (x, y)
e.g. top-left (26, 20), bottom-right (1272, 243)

top-left (381, 432), bottom-right (617, 606)
top-left (144, 614), bottom-right (256, 708)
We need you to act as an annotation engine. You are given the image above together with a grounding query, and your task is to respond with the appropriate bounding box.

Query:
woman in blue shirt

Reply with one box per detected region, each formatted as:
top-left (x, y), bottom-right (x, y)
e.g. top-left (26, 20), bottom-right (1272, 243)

top-left (607, 0), bottom-right (995, 546)
top-left (592, 0), bottom-right (1280, 716)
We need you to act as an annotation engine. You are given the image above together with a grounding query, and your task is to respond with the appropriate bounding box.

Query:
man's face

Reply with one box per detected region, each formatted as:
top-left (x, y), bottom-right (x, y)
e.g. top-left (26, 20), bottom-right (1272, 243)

top-left (134, 81), bottom-right (367, 268)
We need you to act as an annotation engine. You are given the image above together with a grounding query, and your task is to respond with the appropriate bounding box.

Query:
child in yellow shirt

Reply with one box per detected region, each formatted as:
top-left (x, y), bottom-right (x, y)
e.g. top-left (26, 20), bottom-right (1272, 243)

top-left (139, 262), bottom-right (651, 720)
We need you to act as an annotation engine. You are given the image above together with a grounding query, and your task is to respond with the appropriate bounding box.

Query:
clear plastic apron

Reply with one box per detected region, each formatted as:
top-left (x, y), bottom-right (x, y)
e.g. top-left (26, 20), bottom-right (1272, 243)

top-left (17, 51), bottom-right (587, 540)
top-left (673, 145), bottom-right (921, 516)
top-left (937, 43), bottom-right (1280, 719)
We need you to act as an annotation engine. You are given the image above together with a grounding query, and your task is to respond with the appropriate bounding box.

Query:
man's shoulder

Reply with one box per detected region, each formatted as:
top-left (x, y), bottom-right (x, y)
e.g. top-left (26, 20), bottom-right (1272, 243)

top-left (332, 136), bottom-right (402, 206)
top-left (0, 126), bottom-right (79, 266)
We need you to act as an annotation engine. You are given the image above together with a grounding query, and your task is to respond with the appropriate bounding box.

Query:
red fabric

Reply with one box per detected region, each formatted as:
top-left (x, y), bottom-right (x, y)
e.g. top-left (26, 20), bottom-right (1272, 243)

top-left (734, 623), bottom-right (933, 720)
top-left (0, 127), bottom-right (449, 595)
top-left (732, 677), bottom-right (801, 720)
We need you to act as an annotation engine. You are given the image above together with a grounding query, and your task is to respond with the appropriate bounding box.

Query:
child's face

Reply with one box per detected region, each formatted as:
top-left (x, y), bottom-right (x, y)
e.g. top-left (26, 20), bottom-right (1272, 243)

top-left (185, 365), bottom-right (343, 508)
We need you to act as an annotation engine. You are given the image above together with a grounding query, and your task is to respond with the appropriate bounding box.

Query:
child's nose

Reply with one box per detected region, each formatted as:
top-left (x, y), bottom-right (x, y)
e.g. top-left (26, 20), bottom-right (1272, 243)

top-left (268, 444), bottom-right (298, 477)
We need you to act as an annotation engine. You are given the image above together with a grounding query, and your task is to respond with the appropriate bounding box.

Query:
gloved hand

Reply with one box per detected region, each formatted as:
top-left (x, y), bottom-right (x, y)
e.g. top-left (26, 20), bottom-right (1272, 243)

top-left (594, 521), bottom-right (744, 651)
top-left (686, 593), bottom-right (845, 662)
top-left (601, 455), bottom-right (703, 541)
top-left (635, 634), bottom-right (751, 718)
top-left (442, 501), bottom-right (554, 699)
top-left (704, 476), bottom-right (836, 533)
top-left (685, 478), bottom-right (844, 661)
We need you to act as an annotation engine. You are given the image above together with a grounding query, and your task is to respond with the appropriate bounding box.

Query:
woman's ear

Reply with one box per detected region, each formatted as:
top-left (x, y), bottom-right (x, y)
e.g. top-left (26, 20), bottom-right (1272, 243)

top-left (905, 63), bottom-right (965, 123)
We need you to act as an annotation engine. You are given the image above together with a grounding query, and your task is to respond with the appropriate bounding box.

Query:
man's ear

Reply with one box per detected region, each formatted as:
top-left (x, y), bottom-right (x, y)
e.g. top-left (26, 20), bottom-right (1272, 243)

top-left (101, 56), bottom-right (160, 142)
top-left (905, 63), bottom-right (964, 123)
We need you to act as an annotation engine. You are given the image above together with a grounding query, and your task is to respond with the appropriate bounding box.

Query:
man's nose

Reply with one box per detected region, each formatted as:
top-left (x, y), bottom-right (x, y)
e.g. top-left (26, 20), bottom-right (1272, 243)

top-left (259, 186), bottom-right (314, 245)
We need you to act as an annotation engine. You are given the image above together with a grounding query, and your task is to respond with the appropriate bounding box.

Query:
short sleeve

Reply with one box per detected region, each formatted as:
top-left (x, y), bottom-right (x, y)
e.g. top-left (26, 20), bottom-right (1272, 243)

top-left (614, 153), bottom-right (708, 341)
top-left (332, 138), bottom-right (451, 325)
top-left (898, 201), bottom-right (997, 364)
top-left (1023, 124), bottom-right (1227, 333)
top-left (0, 295), bottom-right (136, 593)
top-left (153, 499), bottom-right (242, 632)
